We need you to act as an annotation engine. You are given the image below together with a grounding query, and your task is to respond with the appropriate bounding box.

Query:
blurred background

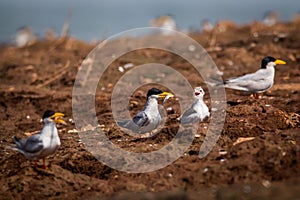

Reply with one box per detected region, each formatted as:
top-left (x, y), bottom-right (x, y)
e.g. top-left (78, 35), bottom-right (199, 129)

top-left (0, 0), bottom-right (299, 43)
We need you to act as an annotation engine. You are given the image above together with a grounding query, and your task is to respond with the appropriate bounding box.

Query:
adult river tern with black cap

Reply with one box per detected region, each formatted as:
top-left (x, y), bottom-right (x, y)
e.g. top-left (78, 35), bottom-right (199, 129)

top-left (223, 56), bottom-right (286, 98)
top-left (11, 110), bottom-right (66, 169)
top-left (117, 88), bottom-right (174, 135)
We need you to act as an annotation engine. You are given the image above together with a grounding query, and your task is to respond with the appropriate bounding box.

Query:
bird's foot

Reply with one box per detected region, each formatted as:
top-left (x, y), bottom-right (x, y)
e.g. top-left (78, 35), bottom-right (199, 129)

top-left (42, 164), bottom-right (49, 170)
top-left (33, 160), bottom-right (49, 170)
top-left (34, 164), bottom-right (49, 170)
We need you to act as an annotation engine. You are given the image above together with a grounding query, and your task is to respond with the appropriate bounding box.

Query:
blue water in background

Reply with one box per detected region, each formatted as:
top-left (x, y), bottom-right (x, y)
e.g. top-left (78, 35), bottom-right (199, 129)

top-left (0, 0), bottom-right (299, 42)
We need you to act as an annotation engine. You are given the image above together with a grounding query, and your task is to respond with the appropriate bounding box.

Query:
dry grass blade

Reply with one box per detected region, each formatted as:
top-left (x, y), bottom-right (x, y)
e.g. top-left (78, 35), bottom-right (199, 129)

top-left (36, 60), bottom-right (71, 89)
top-left (233, 137), bottom-right (255, 146)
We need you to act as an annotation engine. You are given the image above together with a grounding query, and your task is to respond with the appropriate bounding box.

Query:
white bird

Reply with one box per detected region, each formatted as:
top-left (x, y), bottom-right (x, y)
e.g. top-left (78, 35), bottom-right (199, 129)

top-left (223, 56), bottom-right (286, 99)
top-left (179, 87), bottom-right (210, 124)
top-left (262, 11), bottom-right (280, 26)
top-left (12, 110), bottom-right (66, 169)
top-left (150, 15), bottom-right (177, 35)
top-left (117, 88), bottom-right (174, 135)
top-left (201, 19), bottom-right (214, 32)
top-left (14, 26), bottom-right (37, 47)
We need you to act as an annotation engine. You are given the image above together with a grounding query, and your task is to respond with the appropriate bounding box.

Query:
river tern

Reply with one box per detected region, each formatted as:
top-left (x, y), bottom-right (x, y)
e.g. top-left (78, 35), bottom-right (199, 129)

top-left (223, 56), bottom-right (286, 98)
top-left (179, 87), bottom-right (210, 124)
top-left (11, 110), bottom-right (66, 169)
top-left (117, 88), bottom-right (174, 135)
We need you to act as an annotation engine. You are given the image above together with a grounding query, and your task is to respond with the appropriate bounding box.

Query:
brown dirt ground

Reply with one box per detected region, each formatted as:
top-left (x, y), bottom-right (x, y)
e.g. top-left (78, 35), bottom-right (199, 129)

top-left (0, 20), bottom-right (300, 199)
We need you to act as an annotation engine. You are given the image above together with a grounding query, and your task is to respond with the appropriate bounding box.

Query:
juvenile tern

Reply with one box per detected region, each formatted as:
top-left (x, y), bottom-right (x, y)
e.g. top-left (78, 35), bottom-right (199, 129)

top-left (179, 87), bottom-right (210, 124)
top-left (12, 110), bottom-right (66, 169)
top-left (117, 88), bottom-right (174, 135)
top-left (223, 56), bottom-right (286, 98)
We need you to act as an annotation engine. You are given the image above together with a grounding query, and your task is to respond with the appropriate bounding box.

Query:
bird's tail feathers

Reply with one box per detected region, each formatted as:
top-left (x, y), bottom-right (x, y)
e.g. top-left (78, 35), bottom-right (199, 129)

top-left (205, 76), bottom-right (226, 87)
top-left (12, 136), bottom-right (22, 149)
top-left (10, 142), bottom-right (19, 152)
top-left (116, 119), bottom-right (131, 128)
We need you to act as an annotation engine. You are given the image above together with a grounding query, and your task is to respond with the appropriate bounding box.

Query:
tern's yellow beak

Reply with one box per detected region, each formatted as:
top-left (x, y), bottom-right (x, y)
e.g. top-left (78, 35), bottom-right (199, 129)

top-left (158, 92), bottom-right (174, 98)
top-left (275, 59), bottom-right (286, 65)
top-left (50, 112), bottom-right (66, 125)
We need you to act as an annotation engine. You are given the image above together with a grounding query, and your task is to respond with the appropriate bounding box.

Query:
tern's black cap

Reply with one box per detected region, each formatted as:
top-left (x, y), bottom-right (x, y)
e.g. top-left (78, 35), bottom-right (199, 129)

top-left (42, 110), bottom-right (55, 119)
top-left (261, 56), bottom-right (276, 69)
top-left (147, 88), bottom-right (163, 98)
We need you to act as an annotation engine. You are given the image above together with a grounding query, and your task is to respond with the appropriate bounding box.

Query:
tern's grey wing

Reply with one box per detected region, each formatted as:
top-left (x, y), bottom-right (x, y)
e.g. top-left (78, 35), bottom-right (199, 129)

top-left (132, 111), bottom-right (150, 127)
top-left (181, 107), bottom-right (197, 118)
top-left (225, 70), bottom-right (269, 92)
top-left (116, 111), bottom-right (150, 134)
top-left (18, 134), bottom-right (44, 153)
top-left (117, 119), bottom-right (140, 133)
top-left (226, 71), bottom-right (260, 83)
top-left (180, 107), bottom-right (199, 124)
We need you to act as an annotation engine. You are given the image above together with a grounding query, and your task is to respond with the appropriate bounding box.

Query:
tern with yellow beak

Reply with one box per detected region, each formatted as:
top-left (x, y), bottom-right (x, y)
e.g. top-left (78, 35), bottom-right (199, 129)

top-left (223, 56), bottom-right (286, 98)
top-left (117, 88), bottom-right (174, 135)
top-left (12, 110), bottom-right (66, 169)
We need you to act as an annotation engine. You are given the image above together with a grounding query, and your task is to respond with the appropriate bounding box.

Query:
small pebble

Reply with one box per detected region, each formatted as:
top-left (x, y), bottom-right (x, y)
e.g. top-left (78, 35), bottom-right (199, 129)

top-left (188, 44), bottom-right (196, 52)
top-left (253, 32), bottom-right (259, 38)
top-left (203, 167), bottom-right (209, 173)
top-left (118, 66), bottom-right (124, 73)
top-left (124, 63), bottom-right (134, 69)
top-left (219, 149), bottom-right (227, 155)
top-left (227, 60), bottom-right (233, 66)
top-left (68, 129), bottom-right (78, 133)
top-left (262, 180), bottom-right (271, 188)
top-left (211, 107), bottom-right (218, 112)
top-left (166, 107), bottom-right (173, 111)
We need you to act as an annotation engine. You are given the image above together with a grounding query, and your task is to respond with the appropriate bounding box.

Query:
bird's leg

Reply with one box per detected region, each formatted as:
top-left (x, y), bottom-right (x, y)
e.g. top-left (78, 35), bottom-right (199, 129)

top-left (34, 160), bottom-right (44, 170)
top-left (253, 93), bottom-right (259, 99)
top-left (149, 131), bottom-right (153, 138)
top-left (34, 160), bottom-right (38, 168)
top-left (42, 158), bottom-right (48, 170)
